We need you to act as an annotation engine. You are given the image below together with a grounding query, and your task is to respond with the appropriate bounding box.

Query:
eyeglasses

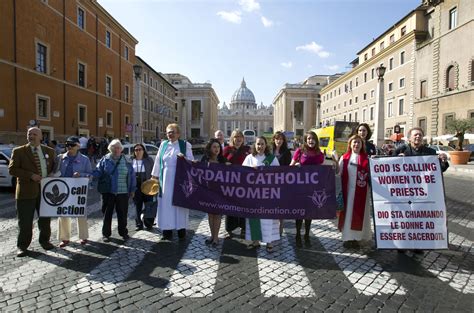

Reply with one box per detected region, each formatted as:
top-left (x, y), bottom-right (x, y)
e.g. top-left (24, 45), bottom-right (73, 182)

top-left (66, 143), bottom-right (77, 148)
top-left (134, 148), bottom-right (143, 151)
top-left (166, 131), bottom-right (175, 135)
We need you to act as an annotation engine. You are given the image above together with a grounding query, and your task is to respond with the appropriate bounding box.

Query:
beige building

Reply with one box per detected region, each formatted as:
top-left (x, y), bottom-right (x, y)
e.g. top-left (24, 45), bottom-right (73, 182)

top-left (273, 75), bottom-right (341, 136)
top-left (133, 57), bottom-right (177, 143)
top-left (218, 79), bottom-right (273, 137)
top-left (320, 8), bottom-right (425, 139)
top-left (320, 0), bottom-right (473, 142)
top-left (163, 73), bottom-right (219, 141)
top-left (414, 0), bottom-right (474, 137)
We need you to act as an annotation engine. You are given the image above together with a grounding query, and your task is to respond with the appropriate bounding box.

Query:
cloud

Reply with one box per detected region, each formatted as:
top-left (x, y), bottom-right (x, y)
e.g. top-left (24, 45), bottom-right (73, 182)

top-left (296, 41), bottom-right (331, 58)
top-left (239, 0), bottom-right (260, 12)
top-left (217, 11), bottom-right (242, 24)
top-left (326, 64), bottom-right (340, 71)
top-left (281, 61), bottom-right (293, 68)
top-left (261, 16), bottom-right (273, 28)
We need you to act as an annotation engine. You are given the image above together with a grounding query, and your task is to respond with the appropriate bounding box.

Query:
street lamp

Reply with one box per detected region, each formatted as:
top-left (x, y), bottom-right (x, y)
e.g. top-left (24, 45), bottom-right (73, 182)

top-left (132, 64), bottom-right (143, 143)
top-left (374, 65), bottom-right (386, 148)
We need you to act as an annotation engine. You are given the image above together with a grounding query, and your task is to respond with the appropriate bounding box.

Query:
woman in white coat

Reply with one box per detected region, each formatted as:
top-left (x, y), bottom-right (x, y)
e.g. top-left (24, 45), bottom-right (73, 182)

top-left (151, 123), bottom-right (194, 240)
top-left (242, 136), bottom-right (280, 253)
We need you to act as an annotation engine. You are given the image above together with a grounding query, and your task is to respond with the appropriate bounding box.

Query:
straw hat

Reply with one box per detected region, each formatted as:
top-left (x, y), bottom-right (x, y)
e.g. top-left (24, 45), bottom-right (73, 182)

top-left (141, 178), bottom-right (159, 196)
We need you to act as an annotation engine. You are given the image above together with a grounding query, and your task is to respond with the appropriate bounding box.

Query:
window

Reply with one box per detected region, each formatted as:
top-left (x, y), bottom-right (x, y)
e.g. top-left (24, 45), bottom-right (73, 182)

top-left (150, 100), bottom-right (154, 112)
top-left (364, 53), bottom-right (368, 61)
top-left (37, 95), bottom-right (50, 120)
top-left (399, 78), bottom-right (405, 88)
top-left (387, 101), bottom-right (393, 117)
top-left (125, 115), bottom-right (130, 126)
top-left (401, 26), bottom-right (406, 36)
top-left (349, 113), bottom-right (352, 121)
top-left (364, 72), bottom-right (367, 83)
top-left (400, 51), bottom-right (405, 65)
top-left (471, 60), bottom-right (474, 82)
top-left (105, 76), bottom-right (112, 96)
top-left (124, 46), bottom-right (129, 61)
top-left (390, 34), bottom-right (395, 44)
top-left (106, 110), bottom-right (113, 127)
top-left (124, 85), bottom-right (129, 102)
top-left (355, 96), bottom-right (358, 103)
top-left (444, 113), bottom-right (454, 131)
top-left (349, 81), bottom-right (352, 90)
top-left (363, 93), bottom-right (367, 100)
top-left (105, 31), bottom-right (111, 48)
top-left (371, 48), bottom-right (376, 56)
top-left (398, 98), bottom-right (404, 115)
top-left (191, 100), bottom-right (201, 121)
top-left (446, 65), bottom-right (455, 90)
top-left (77, 7), bottom-right (85, 29)
top-left (380, 41), bottom-right (385, 50)
top-left (449, 7), bottom-right (457, 30)
top-left (78, 62), bottom-right (85, 87)
top-left (144, 97), bottom-right (148, 110)
top-left (418, 118), bottom-right (427, 134)
top-left (78, 104), bottom-right (87, 125)
top-left (370, 107), bottom-right (374, 120)
top-left (349, 99), bottom-right (352, 106)
top-left (143, 73), bottom-right (147, 83)
top-left (420, 80), bottom-right (427, 98)
top-left (362, 109), bottom-right (366, 122)
top-left (388, 82), bottom-right (393, 92)
top-left (389, 57), bottom-right (394, 70)
top-left (36, 42), bottom-right (47, 73)
top-left (371, 68), bottom-right (375, 79)
top-left (371, 89), bottom-right (375, 98)
top-left (355, 77), bottom-right (358, 87)
top-left (149, 77), bottom-right (153, 86)
top-left (354, 112), bottom-right (358, 122)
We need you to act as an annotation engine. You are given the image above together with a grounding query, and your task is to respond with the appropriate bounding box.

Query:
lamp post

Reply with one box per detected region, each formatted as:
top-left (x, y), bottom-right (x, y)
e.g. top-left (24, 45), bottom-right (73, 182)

top-left (132, 64), bottom-right (143, 143)
top-left (374, 65), bottom-right (386, 148)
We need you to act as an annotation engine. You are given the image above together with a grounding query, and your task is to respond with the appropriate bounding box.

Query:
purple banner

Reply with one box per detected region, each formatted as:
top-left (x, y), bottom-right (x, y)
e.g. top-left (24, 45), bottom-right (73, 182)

top-left (172, 157), bottom-right (336, 219)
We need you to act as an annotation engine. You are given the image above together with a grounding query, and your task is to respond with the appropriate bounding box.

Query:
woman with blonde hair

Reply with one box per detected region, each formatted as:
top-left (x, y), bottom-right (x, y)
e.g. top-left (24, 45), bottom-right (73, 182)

top-left (222, 129), bottom-right (250, 239)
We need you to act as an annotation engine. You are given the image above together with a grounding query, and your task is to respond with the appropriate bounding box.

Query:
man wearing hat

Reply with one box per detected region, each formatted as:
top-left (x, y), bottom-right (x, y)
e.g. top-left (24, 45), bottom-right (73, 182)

top-left (55, 136), bottom-right (92, 247)
top-left (8, 127), bottom-right (56, 257)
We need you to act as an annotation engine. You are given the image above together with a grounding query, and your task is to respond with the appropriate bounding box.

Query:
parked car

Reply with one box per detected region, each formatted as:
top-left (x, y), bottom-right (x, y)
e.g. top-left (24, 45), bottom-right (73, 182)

top-left (122, 143), bottom-right (159, 160)
top-left (0, 145), bottom-right (16, 188)
top-left (463, 144), bottom-right (474, 161)
top-left (428, 144), bottom-right (455, 160)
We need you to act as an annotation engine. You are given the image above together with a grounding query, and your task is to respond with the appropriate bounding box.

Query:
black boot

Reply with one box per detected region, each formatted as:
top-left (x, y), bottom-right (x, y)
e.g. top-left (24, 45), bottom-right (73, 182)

top-left (304, 219), bottom-right (312, 246)
top-left (162, 230), bottom-right (172, 240)
top-left (177, 228), bottom-right (186, 240)
top-left (295, 219), bottom-right (303, 248)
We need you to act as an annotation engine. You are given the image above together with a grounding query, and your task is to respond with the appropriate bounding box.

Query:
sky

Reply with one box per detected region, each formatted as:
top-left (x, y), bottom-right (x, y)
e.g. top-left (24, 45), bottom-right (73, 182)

top-left (99, 0), bottom-right (420, 107)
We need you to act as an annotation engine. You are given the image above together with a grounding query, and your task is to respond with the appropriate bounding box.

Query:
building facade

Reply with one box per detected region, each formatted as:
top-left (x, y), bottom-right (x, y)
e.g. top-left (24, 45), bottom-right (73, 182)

top-left (414, 0), bottom-right (474, 137)
top-left (163, 73), bottom-right (219, 141)
top-left (273, 75), bottom-right (341, 136)
top-left (218, 79), bottom-right (273, 137)
top-left (133, 57), bottom-right (177, 143)
top-left (0, 0), bottom-right (138, 143)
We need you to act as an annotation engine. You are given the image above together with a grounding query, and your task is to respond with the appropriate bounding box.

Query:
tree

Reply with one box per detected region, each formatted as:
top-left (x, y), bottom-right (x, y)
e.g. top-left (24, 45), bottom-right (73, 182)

top-left (447, 118), bottom-right (474, 151)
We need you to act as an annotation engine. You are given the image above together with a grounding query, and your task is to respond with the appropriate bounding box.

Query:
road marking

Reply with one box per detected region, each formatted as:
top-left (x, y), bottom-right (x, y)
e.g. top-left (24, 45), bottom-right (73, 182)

top-left (313, 220), bottom-right (407, 296)
top-left (68, 228), bottom-right (161, 294)
top-left (257, 235), bottom-right (316, 297)
top-left (164, 217), bottom-right (224, 298)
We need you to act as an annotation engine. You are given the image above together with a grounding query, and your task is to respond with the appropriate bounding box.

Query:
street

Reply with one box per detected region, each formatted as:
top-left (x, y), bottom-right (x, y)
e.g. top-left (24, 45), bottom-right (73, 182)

top-left (0, 173), bottom-right (472, 312)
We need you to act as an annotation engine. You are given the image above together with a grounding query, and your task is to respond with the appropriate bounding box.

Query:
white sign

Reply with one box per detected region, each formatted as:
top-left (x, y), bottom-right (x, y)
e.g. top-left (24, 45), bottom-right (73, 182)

top-left (370, 156), bottom-right (448, 250)
top-left (39, 177), bottom-right (89, 217)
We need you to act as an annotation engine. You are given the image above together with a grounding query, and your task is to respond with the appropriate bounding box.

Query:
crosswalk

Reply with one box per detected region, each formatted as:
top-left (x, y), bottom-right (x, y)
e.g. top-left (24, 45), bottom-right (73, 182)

top-left (0, 208), bottom-right (472, 299)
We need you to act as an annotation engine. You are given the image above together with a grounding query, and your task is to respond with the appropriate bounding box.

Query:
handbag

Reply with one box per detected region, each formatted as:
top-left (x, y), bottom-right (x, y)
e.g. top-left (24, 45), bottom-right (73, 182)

top-left (97, 155), bottom-right (122, 194)
top-left (336, 191), bottom-right (345, 212)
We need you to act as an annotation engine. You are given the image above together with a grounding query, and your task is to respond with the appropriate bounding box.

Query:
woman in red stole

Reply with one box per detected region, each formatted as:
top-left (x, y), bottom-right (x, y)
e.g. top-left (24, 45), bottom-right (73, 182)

top-left (337, 135), bottom-right (372, 248)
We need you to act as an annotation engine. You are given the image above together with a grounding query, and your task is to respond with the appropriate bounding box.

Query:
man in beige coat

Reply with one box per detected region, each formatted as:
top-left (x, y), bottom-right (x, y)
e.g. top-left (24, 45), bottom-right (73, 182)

top-left (9, 127), bottom-right (56, 257)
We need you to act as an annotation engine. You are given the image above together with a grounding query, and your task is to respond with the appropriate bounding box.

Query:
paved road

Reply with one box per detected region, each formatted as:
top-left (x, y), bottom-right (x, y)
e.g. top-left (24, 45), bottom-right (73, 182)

top-left (0, 174), bottom-right (472, 312)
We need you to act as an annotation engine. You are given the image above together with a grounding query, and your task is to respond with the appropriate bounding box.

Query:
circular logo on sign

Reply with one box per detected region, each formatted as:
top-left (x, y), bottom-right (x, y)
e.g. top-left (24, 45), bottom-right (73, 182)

top-left (42, 179), bottom-right (70, 206)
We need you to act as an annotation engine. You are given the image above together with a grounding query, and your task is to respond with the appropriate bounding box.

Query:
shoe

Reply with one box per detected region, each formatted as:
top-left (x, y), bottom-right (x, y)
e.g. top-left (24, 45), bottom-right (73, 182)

top-left (397, 249), bottom-right (406, 253)
top-left (304, 234), bottom-right (311, 247)
top-left (413, 250), bottom-right (424, 254)
top-left (295, 235), bottom-right (302, 248)
top-left (146, 226), bottom-right (153, 231)
top-left (343, 241), bottom-right (352, 249)
top-left (266, 245), bottom-right (273, 253)
top-left (224, 232), bottom-right (233, 240)
top-left (211, 241), bottom-right (219, 248)
top-left (80, 239), bottom-right (88, 245)
top-left (17, 249), bottom-right (28, 257)
top-left (122, 234), bottom-right (130, 241)
top-left (59, 240), bottom-right (70, 248)
top-left (178, 229), bottom-right (186, 240)
top-left (102, 236), bottom-right (110, 242)
top-left (247, 242), bottom-right (261, 250)
top-left (205, 238), bottom-right (212, 245)
top-left (41, 242), bottom-right (55, 250)
top-left (135, 226), bottom-right (143, 231)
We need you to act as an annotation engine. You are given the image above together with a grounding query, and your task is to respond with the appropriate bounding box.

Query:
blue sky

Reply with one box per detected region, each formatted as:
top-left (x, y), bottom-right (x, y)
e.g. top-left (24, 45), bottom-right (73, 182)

top-left (100, 0), bottom-right (420, 106)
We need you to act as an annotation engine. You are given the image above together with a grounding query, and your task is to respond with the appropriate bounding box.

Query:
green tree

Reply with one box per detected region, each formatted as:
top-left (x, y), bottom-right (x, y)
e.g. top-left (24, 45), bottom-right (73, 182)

top-left (447, 118), bottom-right (474, 151)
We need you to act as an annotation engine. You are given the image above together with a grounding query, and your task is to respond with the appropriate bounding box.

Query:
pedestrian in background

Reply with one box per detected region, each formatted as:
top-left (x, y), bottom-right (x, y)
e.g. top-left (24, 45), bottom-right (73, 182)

top-left (131, 143), bottom-right (155, 231)
top-left (336, 135), bottom-right (372, 249)
top-left (55, 136), bottom-right (92, 247)
top-left (290, 131), bottom-right (325, 248)
top-left (243, 136), bottom-right (280, 253)
top-left (223, 129), bottom-right (250, 239)
top-left (8, 127), bottom-right (56, 257)
top-left (201, 138), bottom-right (227, 247)
top-left (354, 123), bottom-right (377, 156)
top-left (93, 139), bottom-right (135, 242)
top-left (151, 124), bottom-right (194, 240)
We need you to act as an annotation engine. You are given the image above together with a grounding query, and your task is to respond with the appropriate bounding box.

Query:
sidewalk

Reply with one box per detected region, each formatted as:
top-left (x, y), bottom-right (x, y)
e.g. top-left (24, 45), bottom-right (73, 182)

top-left (445, 160), bottom-right (474, 177)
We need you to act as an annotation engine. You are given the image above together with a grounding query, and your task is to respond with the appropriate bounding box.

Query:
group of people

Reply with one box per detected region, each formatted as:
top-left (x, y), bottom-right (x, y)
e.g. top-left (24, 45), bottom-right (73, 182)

top-left (9, 122), bottom-right (449, 257)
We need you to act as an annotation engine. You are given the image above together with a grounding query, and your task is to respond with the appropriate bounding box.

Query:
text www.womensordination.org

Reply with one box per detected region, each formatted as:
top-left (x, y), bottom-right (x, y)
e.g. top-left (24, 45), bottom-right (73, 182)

top-left (198, 201), bottom-right (306, 217)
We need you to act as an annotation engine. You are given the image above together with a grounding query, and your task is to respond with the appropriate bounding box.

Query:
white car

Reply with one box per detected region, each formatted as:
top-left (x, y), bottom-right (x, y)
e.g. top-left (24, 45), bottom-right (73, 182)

top-left (428, 144), bottom-right (455, 160)
top-left (0, 145), bottom-right (16, 188)
top-left (122, 143), bottom-right (159, 160)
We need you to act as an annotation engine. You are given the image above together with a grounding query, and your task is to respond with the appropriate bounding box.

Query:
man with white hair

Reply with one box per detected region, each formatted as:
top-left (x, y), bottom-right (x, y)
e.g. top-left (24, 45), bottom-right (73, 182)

top-left (214, 130), bottom-right (227, 151)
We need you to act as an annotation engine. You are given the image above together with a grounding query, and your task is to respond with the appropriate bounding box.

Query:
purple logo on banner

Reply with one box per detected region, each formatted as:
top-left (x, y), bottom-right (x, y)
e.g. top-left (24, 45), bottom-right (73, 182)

top-left (172, 157), bottom-right (337, 219)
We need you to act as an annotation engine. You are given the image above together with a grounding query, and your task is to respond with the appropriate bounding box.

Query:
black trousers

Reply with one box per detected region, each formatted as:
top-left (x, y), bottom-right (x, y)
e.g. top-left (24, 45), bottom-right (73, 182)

top-left (16, 198), bottom-right (51, 250)
top-left (225, 215), bottom-right (246, 233)
top-left (133, 188), bottom-right (152, 228)
top-left (102, 193), bottom-right (129, 237)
